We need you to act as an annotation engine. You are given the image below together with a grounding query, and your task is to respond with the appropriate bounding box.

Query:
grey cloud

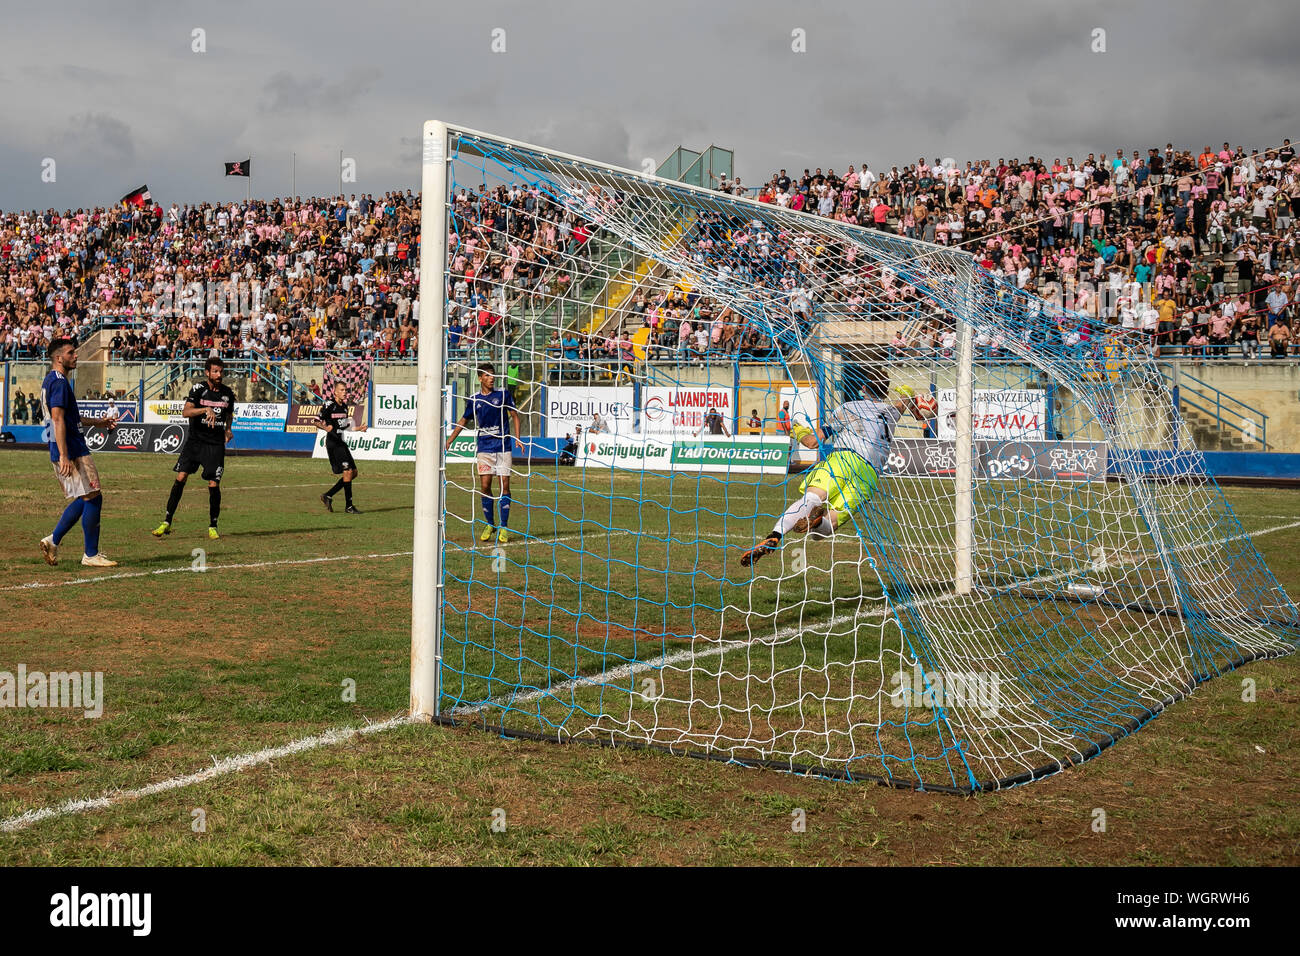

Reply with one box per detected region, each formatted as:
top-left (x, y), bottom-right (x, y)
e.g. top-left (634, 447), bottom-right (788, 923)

top-left (261, 68), bottom-right (382, 114)
top-left (53, 112), bottom-right (135, 161)
top-left (59, 65), bottom-right (125, 86)
top-left (522, 117), bottom-right (634, 169)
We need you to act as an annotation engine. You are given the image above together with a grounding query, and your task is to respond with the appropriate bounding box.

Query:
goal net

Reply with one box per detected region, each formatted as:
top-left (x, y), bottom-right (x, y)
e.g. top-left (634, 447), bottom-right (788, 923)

top-left (411, 122), bottom-right (1299, 792)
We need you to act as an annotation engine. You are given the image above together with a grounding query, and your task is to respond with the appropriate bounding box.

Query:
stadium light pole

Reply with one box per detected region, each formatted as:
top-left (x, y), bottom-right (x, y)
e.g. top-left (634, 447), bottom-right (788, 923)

top-left (411, 120), bottom-right (449, 721)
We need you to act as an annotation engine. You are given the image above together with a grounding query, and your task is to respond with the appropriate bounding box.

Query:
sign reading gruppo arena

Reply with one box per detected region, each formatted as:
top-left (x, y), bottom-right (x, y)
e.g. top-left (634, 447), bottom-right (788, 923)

top-left (878, 439), bottom-right (1108, 482)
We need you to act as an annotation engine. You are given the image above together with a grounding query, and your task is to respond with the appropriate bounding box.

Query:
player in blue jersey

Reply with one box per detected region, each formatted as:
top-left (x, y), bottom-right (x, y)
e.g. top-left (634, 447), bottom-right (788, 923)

top-left (38, 338), bottom-right (121, 568)
top-left (445, 364), bottom-right (524, 543)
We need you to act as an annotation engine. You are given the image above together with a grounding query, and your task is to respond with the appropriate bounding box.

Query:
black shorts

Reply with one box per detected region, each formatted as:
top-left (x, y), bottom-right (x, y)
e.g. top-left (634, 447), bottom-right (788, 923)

top-left (326, 441), bottom-right (357, 475)
top-left (175, 440), bottom-right (225, 482)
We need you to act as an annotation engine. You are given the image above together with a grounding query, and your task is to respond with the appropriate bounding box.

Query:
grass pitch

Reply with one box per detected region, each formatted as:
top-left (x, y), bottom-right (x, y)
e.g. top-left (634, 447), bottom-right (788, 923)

top-left (0, 448), bottom-right (1297, 865)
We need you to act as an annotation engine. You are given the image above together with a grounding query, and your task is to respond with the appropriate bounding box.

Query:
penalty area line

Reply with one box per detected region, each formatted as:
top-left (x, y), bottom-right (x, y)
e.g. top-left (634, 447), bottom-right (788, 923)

top-left (455, 517), bottom-right (1300, 714)
top-left (0, 715), bottom-right (410, 834)
top-left (1, 550), bottom-right (414, 592)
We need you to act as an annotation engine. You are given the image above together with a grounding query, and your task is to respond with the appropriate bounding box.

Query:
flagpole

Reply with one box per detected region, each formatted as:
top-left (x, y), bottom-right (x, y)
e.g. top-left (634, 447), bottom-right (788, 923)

top-left (292, 152), bottom-right (296, 199)
top-left (339, 148), bottom-right (343, 199)
top-left (248, 153), bottom-right (252, 202)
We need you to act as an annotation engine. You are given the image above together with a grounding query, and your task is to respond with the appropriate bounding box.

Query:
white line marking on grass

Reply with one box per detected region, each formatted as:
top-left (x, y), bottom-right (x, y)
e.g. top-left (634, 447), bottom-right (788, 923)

top-left (1, 551), bottom-right (414, 592)
top-left (3, 526), bottom-right (675, 594)
top-left (0, 715), bottom-right (409, 834)
top-left (4, 517), bottom-right (1296, 834)
top-left (109, 480), bottom-right (416, 496)
top-left (1222, 519), bottom-right (1300, 542)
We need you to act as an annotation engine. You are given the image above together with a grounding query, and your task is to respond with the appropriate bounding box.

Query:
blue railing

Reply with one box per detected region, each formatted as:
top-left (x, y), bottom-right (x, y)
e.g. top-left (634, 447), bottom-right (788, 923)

top-left (141, 362), bottom-right (182, 400)
top-left (1164, 367), bottom-right (1270, 450)
top-left (156, 353), bottom-right (292, 402)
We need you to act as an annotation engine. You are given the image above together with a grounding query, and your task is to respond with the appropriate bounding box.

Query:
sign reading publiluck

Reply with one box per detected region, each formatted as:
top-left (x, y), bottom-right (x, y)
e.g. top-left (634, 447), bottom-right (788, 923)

top-left (544, 386), bottom-right (635, 437)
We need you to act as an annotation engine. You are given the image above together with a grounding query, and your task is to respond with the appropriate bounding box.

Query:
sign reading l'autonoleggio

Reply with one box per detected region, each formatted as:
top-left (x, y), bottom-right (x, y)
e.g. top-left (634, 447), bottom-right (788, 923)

top-left (670, 436), bottom-right (790, 475)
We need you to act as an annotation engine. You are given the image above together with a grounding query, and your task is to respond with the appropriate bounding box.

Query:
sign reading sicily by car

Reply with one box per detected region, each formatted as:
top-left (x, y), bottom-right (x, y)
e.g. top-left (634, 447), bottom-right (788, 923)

top-left (312, 429), bottom-right (475, 461)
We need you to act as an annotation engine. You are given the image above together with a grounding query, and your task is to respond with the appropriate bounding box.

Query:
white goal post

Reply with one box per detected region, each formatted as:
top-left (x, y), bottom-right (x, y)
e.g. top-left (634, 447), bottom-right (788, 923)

top-left (410, 119), bottom-right (449, 720)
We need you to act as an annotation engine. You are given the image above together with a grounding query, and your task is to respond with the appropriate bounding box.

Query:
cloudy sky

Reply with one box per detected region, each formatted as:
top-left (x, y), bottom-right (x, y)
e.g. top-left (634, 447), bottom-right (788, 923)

top-left (3, 0), bottom-right (1298, 210)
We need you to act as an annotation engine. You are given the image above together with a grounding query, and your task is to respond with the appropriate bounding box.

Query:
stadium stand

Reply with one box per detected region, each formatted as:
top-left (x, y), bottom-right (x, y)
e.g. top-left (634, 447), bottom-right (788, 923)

top-left (2, 139), bottom-right (1298, 370)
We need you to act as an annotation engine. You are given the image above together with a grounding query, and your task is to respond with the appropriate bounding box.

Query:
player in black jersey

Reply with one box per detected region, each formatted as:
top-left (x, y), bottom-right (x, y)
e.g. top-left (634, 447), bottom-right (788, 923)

top-left (152, 356), bottom-right (236, 540)
top-left (316, 381), bottom-right (367, 513)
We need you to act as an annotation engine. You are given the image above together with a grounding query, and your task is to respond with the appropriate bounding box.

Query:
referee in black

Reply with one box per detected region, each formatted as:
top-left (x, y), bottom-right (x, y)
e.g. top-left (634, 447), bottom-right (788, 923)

top-left (152, 356), bottom-right (236, 540)
top-left (317, 381), bottom-right (366, 514)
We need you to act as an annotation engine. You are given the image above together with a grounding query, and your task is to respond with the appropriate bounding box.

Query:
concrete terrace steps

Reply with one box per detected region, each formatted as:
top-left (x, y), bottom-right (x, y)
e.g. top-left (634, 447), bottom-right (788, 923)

top-left (1180, 405), bottom-right (1265, 451)
top-left (582, 219), bottom-right (692, 339)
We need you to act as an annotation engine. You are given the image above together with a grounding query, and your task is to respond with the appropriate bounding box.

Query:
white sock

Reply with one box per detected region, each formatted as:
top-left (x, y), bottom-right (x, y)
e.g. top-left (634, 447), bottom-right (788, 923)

top-left (808, 513), bottom-right (835, 539)
top-left (776, 492), bottom-right (822, 535)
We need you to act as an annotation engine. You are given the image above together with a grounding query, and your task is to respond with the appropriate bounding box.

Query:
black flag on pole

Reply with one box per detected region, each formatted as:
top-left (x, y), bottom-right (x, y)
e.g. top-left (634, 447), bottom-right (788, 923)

top-left (120, 185), bottom-right (151, 207)
top-left (224, 159), bottom-right (251, 177)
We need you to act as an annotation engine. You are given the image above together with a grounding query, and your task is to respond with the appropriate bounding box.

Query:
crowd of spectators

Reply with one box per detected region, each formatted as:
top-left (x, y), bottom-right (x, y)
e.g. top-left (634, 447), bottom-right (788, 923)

top-left (0, 176), bottom-right (621, 378)
top-left (443, 180), bottom-right (621, 359)
top-left (723, 140), bottom-right (1300, 358)
top-left (1, 192), bottom-right (422, 362)
top-left (544, 285), bottom-right (787, 375)
top-left (4, 137), bottom-right (1299, 370)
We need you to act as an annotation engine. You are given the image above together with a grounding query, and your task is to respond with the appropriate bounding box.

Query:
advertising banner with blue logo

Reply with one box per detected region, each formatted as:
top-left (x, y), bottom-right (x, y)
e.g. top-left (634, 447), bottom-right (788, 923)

top-left (79, 400), bottom-right (138, 423)
top-left (145, 399), bottom-right (286, 431)
top-left (879, 439), bottom-right (1107, 482)
top-left (233, 402), bottom-right (289, 431)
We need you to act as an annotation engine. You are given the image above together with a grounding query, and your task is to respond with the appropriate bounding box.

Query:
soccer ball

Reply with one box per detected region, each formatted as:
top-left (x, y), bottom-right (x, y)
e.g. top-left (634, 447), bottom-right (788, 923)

top-left (916, 395), bottom-right (938, 416)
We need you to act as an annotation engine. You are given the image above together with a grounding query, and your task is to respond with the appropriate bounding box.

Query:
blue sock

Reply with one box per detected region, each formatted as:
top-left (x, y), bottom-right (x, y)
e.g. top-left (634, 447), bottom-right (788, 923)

top-left (482, 495), bottom-right (495, 527)
top-left (53, 498), bottom-right (85, 545)
top-left (81, 495), bottom-right (103, 557)
top-left (499, 493), bottom-right (511, 528)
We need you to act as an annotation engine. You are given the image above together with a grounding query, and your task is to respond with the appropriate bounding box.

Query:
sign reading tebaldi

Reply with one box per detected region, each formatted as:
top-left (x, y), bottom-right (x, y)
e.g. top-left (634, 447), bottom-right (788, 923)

top-left (373, 385), bottom-right (419, 429)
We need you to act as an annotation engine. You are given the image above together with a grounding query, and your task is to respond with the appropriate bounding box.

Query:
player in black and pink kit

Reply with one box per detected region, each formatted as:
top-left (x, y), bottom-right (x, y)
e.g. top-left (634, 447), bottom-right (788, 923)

top-left (152, 356), bottom-right (235, 540)
top-left (317, 381), bottom-right (367, 514)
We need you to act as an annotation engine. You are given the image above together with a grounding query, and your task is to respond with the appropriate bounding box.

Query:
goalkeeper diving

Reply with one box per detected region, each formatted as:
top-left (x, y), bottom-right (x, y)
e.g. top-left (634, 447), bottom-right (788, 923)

top-left (740, 371), bottom-right (935, 567)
